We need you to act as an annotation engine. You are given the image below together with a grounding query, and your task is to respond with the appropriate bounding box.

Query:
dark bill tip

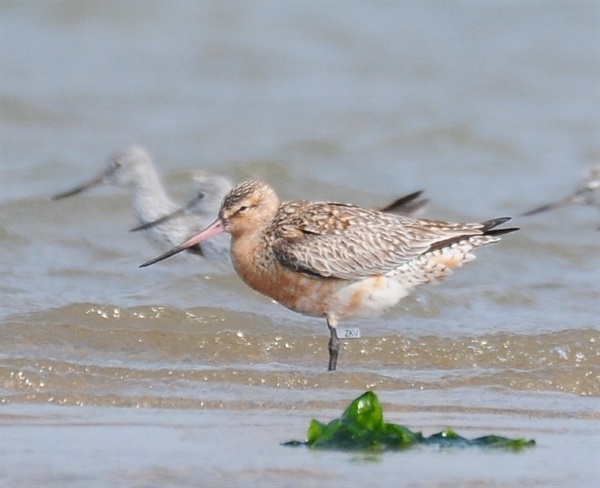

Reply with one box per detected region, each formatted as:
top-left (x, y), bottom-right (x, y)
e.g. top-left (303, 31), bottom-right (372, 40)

top-left (139, 245), bottom-right (188, 268)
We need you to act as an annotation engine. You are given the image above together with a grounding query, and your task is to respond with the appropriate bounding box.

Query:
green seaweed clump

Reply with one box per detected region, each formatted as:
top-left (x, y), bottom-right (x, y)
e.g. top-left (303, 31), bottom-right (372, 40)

top-left (284, 391), bottom-right (535, 452)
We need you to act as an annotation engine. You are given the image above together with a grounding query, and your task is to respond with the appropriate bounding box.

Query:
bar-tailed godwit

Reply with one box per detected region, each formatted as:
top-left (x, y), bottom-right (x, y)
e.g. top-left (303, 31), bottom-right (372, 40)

top-left (52, 146), bottom-right (233, 260)
top-left (141, 180), bottom-right (518, 370)
top-left (521, 166), bottom-right (600, 217)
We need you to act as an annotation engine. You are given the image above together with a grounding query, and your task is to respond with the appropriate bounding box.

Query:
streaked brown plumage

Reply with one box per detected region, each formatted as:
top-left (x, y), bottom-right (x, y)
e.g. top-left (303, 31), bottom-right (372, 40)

top-left (141, 180), bottom-right (518, 371)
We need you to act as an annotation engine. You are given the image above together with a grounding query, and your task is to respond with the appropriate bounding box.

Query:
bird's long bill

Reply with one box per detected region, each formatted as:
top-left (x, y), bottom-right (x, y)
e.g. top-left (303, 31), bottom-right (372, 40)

top-left (51, 174), bottom-right (106, 200)
top-left (521, 194), bottom-right (578, 217)
top-left (130, 207), bottom-right (187, 232)
top-left (139, 218), bottom-right (226, 268)
top-left (130, 194), bottom-right (205, 232)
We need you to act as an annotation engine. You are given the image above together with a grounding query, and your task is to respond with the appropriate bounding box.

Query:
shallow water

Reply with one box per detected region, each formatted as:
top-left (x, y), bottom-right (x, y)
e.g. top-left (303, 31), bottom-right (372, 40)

top-left (1, 2), bottom-right (599, 487)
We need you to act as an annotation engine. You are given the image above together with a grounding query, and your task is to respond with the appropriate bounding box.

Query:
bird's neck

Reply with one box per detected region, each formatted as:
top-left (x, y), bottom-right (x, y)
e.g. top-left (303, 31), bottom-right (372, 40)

top-left (128, 169), bottom-right (178, 225)
top-left (230, 229), bottom-right (273, 283)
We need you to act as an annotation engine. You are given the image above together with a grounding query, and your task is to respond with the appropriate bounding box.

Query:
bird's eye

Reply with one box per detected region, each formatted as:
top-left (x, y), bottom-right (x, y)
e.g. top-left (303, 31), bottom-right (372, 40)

top-left (237, 205), bottom-right (249, 214)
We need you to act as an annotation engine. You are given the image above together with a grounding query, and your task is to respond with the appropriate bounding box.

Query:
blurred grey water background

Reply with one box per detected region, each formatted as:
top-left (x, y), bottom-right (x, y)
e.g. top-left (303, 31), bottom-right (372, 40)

top-left (1, 2), bottom-right (598, 487)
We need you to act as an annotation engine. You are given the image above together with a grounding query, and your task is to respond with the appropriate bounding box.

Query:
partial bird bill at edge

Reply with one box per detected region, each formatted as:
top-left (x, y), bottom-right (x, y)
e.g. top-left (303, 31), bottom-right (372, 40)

top-left (520, 193), bottom-right (580, 217)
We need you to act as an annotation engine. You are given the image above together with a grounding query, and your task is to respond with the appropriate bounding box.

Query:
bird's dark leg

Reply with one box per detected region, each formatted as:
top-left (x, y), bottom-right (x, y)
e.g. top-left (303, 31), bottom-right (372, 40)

top-left (327, 318), bottom-right (339, 371)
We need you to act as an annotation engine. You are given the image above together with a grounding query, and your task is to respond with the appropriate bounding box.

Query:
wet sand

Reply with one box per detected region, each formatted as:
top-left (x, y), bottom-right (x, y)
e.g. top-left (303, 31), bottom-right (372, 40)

top-left (2, 395), bottom-right (598, 488)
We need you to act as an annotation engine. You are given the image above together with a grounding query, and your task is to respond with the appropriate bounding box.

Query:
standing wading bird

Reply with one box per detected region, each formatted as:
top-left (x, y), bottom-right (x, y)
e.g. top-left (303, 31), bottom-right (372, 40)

top-left (140, 180), bottom-right (518, 371)
top-left (52, 146), bottom-right (233, 261)
top-left (521, 166), bottom-right (600, 217)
